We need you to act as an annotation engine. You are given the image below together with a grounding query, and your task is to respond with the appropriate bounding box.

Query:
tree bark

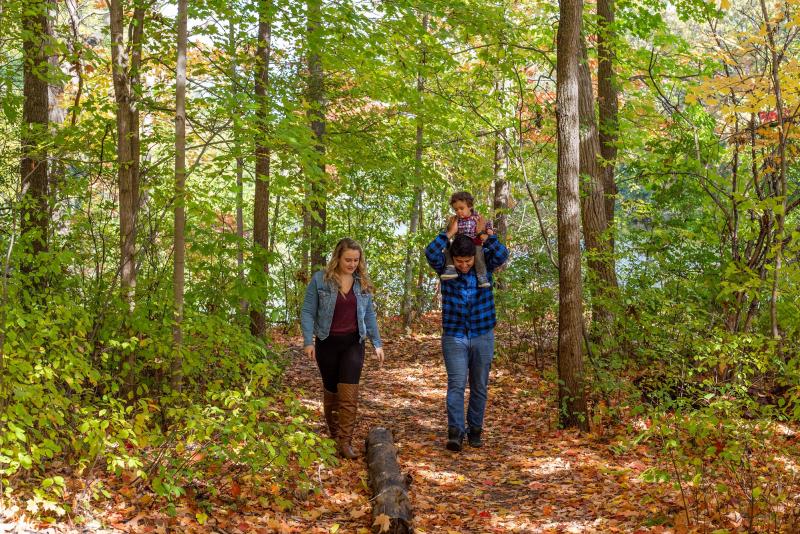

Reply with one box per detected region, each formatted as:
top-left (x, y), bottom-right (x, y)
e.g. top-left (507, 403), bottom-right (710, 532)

top-left (759, 0), bottom-right (787, 345)
top-left (556, 0), bottom-right (589, 431)
top-left (109, 0), bottom-right (145, 393)
top-left (402, 13), bottom-right (427, 328)
top-left (578, 41), bottom-right (617, 328)
top-left (250, 0), bottom-right (273, 337)
top-left (171, 0), bottom-right (187, 392)
top-left (306, 0), bottom-right (326, 271)
top-left (493, 81), bottom-right (511, 244)
top-left (597, 0), bottom-right (618, 233)
top-left (365, 427), bottom-right (413, 533)
top-left (20, 0), bottom-right (50, 269)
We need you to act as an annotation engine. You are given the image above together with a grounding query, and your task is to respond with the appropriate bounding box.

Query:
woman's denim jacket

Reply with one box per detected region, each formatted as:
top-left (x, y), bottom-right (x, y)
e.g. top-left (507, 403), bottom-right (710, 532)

top-left (301, 270), bottom-right (382, 348)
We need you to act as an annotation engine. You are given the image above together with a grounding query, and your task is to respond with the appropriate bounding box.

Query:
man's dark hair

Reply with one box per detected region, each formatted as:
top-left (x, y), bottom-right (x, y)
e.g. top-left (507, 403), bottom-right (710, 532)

top-left (449, 191), bottom-right (474, 207)
top-left (450, 234), bottom-right (476, 257)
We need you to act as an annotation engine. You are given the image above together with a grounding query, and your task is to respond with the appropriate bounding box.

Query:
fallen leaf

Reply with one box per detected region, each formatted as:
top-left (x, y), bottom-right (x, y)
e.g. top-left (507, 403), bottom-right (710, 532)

top-left (373, 513), bottom-right (391, 533)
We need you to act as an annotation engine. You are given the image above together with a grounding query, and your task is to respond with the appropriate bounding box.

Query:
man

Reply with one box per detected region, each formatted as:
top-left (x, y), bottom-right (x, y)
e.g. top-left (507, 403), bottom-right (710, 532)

top-left (425, 216), bottom-right (509, 451)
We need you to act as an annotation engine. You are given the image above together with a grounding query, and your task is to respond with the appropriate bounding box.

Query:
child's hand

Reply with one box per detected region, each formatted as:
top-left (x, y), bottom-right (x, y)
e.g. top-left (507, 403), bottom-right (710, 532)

top-left (446, 216), bottom-right (458, 238)
top-left (476, 215), bottom-right (486, 233)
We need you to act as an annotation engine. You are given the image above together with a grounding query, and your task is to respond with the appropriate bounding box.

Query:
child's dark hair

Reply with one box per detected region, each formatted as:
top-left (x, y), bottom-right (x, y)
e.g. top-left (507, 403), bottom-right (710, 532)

top-left (449, 191), bottom-right (474, 207)
top-left (450, 234), bottom-right (476, 257)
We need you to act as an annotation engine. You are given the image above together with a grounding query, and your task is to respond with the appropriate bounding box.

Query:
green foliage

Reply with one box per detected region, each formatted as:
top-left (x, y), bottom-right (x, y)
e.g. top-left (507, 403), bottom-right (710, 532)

top-left (0, 267), bottom-right (332, 517)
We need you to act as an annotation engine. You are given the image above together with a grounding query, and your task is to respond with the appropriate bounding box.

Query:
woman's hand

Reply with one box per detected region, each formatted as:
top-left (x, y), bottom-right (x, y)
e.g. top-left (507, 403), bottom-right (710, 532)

top-left (374, 347), bottom-right (385, 367)
top-left (303, 344), bottom-right (315, 361)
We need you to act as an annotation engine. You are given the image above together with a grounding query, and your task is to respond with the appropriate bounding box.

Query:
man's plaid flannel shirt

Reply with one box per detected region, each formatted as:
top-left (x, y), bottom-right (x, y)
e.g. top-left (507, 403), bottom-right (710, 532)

top-left (425, 232), bottom-right (509, 338)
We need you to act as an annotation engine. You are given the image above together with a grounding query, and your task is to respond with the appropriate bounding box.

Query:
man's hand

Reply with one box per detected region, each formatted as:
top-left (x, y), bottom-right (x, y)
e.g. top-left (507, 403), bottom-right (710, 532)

top-left (375, 347), bottom-right (385, 368)
top-left (303, 345), bottom-right (315, 361)
top-left (446, 216), bottom-right (458, 238)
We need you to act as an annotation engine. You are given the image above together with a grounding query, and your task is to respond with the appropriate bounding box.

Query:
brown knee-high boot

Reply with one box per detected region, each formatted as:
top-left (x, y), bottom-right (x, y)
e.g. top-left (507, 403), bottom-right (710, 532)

top-left (323, 389), bottom-right (339, 438)
top-left (336, 383), bottom-right (360, 459)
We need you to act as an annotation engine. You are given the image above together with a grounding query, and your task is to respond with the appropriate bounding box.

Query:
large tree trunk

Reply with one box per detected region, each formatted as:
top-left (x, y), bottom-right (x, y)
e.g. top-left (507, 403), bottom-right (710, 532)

top-left (250, 0), bottom-right (273, 337)
top-left (556, 0), bottom-right (589, 431)
top-left (306, 0), bottom-right (326, 271)
top-left (402, 13), bottom-right (427, 328)
top-left (171, 0), bottom-right (187, 392)
top-left (20, 0), bottom-right (50, 269)
top-left (597, 0), bottom-right (618, 236)
top-left (578, 42), bottom-right (617, 328)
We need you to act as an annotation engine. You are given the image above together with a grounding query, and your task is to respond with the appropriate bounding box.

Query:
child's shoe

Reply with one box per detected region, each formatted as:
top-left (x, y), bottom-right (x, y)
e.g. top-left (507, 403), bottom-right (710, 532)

top-left (477, 274), bottom-right (491, 288)
top-left (441, 265), bottom-right (458, 280)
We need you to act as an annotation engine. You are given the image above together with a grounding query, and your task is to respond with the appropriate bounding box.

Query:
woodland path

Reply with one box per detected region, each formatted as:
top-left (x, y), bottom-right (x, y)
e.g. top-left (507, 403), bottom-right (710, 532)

top-left (281, 315), bottom-right (676, 534)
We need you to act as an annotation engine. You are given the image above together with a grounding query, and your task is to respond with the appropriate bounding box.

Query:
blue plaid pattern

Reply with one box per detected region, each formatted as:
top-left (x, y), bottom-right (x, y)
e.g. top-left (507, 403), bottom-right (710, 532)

top-left (425, 232), bottom-right (509, 338)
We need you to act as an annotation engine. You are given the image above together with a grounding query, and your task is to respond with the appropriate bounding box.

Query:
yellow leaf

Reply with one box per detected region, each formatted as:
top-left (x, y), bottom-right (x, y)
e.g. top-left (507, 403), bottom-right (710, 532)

top-left (373, 513), bottom-right (392, 533)
top-left (330, 523), bottom-right (341, 533)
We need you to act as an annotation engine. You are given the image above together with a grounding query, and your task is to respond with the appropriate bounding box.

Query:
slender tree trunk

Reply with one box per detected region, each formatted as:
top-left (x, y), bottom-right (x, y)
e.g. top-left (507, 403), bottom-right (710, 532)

top-left (250, 0), bottom-right (273, 337)
top-left (269, 194), bottom-right (280, 254)
top-left (171, 0), bottom-right (187, 392)
top-left (236, 155), bottom-right (247, 314)
top-left (228, 20), bottom-right (248, 316)
top-left (578, 41), bottom-right (617, 328)
top-left (306, 0), bottom-right (326, 271)
top-left (597, 0), bottom-right (617, 235)
top-left (47, 0), bottom-right (65, 213)
top-left (20, 0), bottom-right (50, 271)
top-left (402, 13), bottom-right (427, 327)
top-left (109, 0), bottom-right (135, 308)
top-left (109, 0), bottom-right (145, 392)
top-left (759, 0), bottom-right (787, 344)
top-left (493, 81), bottom-right (511, 244)
top-left (556, 0), bottom-right (589, 431)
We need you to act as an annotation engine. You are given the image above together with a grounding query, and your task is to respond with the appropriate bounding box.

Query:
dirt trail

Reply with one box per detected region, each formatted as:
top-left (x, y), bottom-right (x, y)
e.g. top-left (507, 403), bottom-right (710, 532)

top-left (283, 318), bottom-right (671, 533)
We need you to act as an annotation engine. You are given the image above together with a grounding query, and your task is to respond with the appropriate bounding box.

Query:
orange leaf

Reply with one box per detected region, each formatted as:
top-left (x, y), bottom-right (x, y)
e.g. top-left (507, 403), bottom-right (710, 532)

top-left (373, 513), bottom-right (391, 533)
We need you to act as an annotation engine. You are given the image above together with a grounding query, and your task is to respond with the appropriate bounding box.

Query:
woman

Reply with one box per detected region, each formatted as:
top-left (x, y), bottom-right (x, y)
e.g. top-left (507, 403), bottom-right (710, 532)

top-left (301, 238), bottom-right (384, 459)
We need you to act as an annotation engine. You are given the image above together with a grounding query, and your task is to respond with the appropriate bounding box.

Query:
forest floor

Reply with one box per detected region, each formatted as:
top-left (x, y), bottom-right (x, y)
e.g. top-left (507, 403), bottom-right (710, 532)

top-left (3, 314), bottom-right (700, 534)
top-left (268, 314), bottom-right (683, 534)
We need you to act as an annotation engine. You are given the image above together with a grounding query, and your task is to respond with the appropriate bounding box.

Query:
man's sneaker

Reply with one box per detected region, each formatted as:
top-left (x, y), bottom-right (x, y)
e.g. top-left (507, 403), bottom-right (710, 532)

top-left (446, 426), bottom-right (464, 452)
top-left (477, 275), bottom-right (491, 288)
top-left (441, 265), bottom-right (458, 280)
top-left (467, 427), bottom-right (483, 448)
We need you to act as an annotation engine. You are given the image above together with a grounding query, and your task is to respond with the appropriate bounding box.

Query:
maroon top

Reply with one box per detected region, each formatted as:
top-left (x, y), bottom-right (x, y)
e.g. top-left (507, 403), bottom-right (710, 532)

top-left (329, 287), bottom-right (358, 335)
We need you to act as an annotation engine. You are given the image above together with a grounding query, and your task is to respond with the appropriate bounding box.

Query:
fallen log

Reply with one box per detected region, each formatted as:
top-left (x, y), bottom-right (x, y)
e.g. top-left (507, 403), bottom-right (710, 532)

top-left (365, 427), bottom-right (413, 533)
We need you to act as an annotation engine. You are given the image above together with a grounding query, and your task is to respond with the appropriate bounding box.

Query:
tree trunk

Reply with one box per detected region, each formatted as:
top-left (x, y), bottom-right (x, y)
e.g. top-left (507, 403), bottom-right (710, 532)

top-left (365, 427), bottom-right (413, 533)
top-left (20, 0), bottom-right (50, 270)
top-left (556, 0), bottom-right (589, 431)
top-left (759, 0), bottom-right (787, 345)
top-left (493, 145), bottom-right (510, 244)
top-left (171, 0), bottom-right (187, 392)
top-left (109, 0), bottom-right (145, 392)
top-left (493, 78), bottom-right (511, 245)
top-left (402, 13), bottom-right (427, 328)
top-left (306, 0), bottom-right (326, 271)
top-left (578, 41), bottom-right (617, 328)
top-left (228, 20), bottom-right (248, 317)
top-left (250, 0), bottom-right (273, 337)
top-left (597, 0), bottom-right (617, 235)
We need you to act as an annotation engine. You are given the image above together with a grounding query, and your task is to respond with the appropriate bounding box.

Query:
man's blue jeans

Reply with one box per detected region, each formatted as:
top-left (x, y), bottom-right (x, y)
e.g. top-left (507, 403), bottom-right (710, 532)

top-left (441, 331), bottom-right (495, 433)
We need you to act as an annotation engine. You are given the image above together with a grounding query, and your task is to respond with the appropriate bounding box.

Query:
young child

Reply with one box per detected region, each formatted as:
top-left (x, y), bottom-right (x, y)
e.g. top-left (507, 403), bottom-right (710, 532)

top-left (442, 191), bottom-right (493, 288)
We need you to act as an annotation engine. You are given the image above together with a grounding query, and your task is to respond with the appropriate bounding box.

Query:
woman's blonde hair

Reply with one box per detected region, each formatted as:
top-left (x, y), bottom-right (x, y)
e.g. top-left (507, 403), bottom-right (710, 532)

top-left (324, 238), bottom-right (374, 293)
